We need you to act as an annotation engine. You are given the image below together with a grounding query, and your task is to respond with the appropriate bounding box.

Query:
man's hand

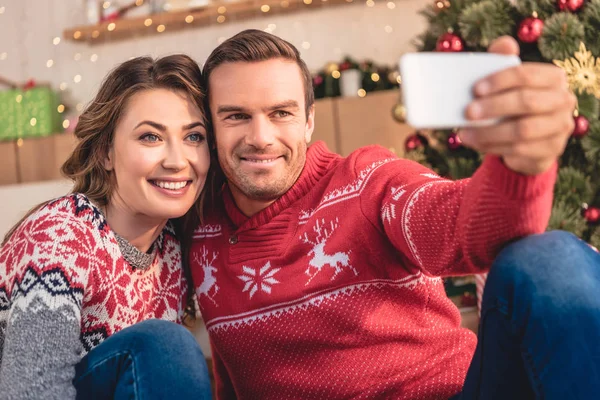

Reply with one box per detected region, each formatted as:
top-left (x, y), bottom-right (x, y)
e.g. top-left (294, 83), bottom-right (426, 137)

top-left (458, 36), bottom-right (577, 175)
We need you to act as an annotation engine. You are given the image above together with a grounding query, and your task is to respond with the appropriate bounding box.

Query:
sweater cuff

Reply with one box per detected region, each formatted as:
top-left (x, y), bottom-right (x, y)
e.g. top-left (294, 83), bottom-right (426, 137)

top-left (479, 155), bottom-right (557, 200)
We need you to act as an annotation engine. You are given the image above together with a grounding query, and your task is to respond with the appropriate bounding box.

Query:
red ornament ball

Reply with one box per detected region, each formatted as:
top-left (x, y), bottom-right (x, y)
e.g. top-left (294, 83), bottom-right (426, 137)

top-left (313, 75), bottom-right (323, 86)
top-left (447, 132), bottom-right (463, 150)
top-left (517, 17), bottom-right (544, 43)
top-left (404, 134), bottom-right (425, 152)
top-left (436, 32), bottom-right (464, 52)
top-left (573, 115), bottom-right (590, 138)
top-left (584, 207), bottom-right (600, 224)
top-left (557, 0), bottom-right (585, 12)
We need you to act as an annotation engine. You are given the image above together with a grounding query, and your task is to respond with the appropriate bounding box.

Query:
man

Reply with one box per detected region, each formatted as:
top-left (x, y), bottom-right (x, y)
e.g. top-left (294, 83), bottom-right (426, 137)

top-left (191, 29), bottom-right (599, 399)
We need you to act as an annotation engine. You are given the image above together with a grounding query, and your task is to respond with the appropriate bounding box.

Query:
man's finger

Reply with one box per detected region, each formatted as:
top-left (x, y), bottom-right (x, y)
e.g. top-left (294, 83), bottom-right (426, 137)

top-left (488, 36), bottom-right (520, 56)
top-left (474, 63), bottom-right (568, 96)
top-left (459, 111), bottom-right (574, 149)
top-left (475, 133), bottom-right (569, 160)
top-left (465, 87), bottom-right (576, 120)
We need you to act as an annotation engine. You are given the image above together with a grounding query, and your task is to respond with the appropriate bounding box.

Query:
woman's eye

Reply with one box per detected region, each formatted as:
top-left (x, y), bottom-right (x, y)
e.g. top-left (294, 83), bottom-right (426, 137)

top-left (187, 133), bottom-right (205, 143)
top-left (140, 133), bottom-right (160, 142)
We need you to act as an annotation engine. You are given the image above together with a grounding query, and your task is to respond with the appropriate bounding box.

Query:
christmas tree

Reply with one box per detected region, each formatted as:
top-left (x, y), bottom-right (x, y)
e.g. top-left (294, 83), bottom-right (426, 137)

top-left (407, 0), bottom-right (600, 248)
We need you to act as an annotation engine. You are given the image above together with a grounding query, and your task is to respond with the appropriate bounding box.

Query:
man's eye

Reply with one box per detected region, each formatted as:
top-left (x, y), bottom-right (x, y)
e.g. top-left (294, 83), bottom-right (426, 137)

top-left (140, 133), bottom-right (160, 142)
top-left (227, 114), bottom-right (248, 121)
top-left (275, 111), bottom-right (290, 117)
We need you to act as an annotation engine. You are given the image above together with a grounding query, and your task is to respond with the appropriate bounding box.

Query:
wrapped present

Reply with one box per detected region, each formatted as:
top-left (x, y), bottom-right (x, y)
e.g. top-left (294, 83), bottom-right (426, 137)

top-left (0, 84), bottom-right (63, 141)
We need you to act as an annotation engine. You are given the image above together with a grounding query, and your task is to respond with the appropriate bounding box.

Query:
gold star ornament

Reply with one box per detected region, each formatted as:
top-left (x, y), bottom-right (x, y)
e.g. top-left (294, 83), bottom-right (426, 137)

top-left (553, 42), bottom-right (600, 99)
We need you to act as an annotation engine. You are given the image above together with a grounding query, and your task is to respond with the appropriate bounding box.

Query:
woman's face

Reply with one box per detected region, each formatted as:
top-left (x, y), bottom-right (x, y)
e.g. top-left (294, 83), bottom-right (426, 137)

top-left (104, 88), bottom-right (210, 222)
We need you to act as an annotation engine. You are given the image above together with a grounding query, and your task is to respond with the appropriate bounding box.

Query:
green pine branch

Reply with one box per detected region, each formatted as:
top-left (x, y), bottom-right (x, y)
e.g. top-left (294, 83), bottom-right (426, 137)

top-left (582, 120), bottom-right (600, 169)
top-left (513, 0), bottom-right (558, 20)
top-left (547, 200), bottom-right (588, 236)
top-left (583, 0), bottom-right (600, 56)
top-left (590, 226), bottom-right (600, 249)
top-left (577, 92), bottom-right (600, 121)
top-left (423, 143), bottom-right (451, 178)
top-left (413, 30), bottom-right (440, 52)
top-left (554, 166), bottom-right (594, 210)
top-left (404, 147), bottom-right (435, 172)
top-left (420, 0), bottom-right (481, 30)
top-left (414, 0), bottom-right (480, 51)
top-left (539, 12), bottom-right (585, 61)
top-left (458, 0), bottom-right (516, 49)
top-left (562, 139), bottom-right (594, 171)
top-left (446, 155), bottom-right (481, 179)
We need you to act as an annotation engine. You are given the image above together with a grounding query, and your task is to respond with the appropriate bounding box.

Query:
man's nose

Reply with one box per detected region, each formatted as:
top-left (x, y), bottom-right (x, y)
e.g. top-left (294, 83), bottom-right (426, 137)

top-left (245, 115), bottom-right (276, 149)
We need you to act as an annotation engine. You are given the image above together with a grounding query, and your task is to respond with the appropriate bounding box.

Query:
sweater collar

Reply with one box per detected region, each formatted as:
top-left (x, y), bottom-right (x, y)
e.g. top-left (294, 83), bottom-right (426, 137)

top-left (223, 141), bottom-right (339, 230)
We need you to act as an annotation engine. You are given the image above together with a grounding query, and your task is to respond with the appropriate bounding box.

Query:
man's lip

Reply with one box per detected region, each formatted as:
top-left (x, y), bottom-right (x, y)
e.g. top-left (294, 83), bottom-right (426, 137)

top-left (239, 155), bottom-right (282, 161)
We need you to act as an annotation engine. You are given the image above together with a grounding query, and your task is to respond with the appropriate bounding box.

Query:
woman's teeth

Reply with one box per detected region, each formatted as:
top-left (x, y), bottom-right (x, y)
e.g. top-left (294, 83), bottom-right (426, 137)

top-left (154, 181), bottom-right (188, 190)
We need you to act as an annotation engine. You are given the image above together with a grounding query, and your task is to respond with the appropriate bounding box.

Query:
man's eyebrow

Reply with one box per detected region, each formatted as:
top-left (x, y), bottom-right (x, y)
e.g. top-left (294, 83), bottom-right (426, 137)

top-left (216, 105), bottom-right (246, 114)
top-left (216, 101), bottom-right (300, 115)
top-left (266, 100), bottom-right (300, 111)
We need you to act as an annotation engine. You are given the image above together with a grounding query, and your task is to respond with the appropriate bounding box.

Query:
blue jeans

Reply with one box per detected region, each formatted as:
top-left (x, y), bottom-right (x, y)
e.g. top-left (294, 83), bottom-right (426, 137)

top-left (455, 231), bottom-right (600, 399)
top-left (73, 319), bottom-right (212, 399)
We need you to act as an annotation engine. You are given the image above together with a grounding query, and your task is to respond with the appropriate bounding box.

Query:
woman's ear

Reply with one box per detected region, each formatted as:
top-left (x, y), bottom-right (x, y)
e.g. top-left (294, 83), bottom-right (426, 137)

top-left (104, 149), bottom-right (114, 171)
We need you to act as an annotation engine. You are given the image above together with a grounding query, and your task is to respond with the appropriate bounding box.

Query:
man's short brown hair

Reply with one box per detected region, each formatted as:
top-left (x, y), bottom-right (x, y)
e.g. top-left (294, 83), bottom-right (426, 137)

top-left (202, 29), bottom-right (314, 119)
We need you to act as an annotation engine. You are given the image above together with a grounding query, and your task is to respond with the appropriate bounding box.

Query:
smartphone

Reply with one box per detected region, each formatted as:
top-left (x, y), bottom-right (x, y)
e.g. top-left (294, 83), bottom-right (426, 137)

top-left (399, 52), bottom-right (521, 129)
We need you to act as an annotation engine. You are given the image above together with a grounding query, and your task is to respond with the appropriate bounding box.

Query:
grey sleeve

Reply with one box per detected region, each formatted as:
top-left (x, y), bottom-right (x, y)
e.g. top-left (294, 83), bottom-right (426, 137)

top-left (0, 291), bottom-right (83, 400)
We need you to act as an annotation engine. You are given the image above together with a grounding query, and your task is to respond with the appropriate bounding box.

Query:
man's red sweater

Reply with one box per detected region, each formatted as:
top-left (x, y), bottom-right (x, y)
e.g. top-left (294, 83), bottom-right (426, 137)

top-left (191, 142), bottom-right (555, 399)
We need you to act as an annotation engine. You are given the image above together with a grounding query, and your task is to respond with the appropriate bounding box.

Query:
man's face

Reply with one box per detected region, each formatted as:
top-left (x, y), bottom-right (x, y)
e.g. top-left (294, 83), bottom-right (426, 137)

top-left (209, 58), bottom-right (315, 214)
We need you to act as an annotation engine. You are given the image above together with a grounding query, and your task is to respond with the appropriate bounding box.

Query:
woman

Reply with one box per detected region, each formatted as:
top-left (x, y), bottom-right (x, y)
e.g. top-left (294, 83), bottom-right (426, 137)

top-left (0, 55), bottom-right (212, 399)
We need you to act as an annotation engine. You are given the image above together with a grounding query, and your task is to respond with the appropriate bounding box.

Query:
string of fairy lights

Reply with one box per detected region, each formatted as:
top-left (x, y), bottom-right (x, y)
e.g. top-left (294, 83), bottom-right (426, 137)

top-left (67, 0), bottom-right (400, 42)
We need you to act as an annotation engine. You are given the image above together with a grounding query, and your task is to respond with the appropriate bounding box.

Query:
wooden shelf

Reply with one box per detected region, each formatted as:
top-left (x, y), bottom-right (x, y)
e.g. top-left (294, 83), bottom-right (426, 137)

top-left (63, 0), bottom-right (359, 45)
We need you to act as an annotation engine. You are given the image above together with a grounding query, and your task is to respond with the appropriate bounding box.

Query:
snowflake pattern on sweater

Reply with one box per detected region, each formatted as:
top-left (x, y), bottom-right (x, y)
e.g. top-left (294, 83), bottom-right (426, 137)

top-left (0, 194), bottom-right (187, 399)
top-left (191, 142), bottom-right (556, 400)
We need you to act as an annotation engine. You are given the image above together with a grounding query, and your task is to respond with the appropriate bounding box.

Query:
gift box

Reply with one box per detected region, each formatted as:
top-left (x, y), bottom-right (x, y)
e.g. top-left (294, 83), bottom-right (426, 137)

top-left (0, 85), bottom-right (63, 141)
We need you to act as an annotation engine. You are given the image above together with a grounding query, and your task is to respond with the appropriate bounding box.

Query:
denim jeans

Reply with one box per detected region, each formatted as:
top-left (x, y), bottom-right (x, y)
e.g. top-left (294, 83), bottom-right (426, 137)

top-left (73, 319), bottom-right (212, 399)
top-left (454, 231), bottom-right (600, 399)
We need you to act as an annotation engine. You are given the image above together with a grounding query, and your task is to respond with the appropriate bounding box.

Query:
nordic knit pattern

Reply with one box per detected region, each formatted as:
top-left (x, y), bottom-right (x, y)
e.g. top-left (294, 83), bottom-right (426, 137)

top-left (191, 142), bottom-right (556, 400)
top-left (0, 194), bottom-right (187, 399)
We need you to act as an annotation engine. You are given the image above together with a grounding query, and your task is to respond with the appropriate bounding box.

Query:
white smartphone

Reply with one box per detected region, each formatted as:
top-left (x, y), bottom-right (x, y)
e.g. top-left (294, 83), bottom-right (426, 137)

top-left (399, 52), bottom-right (521, 129)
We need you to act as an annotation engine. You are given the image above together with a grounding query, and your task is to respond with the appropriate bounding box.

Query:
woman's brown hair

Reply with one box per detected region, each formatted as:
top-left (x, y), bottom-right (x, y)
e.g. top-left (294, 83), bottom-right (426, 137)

top-left (2, 54), bottom-right (214, 322)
